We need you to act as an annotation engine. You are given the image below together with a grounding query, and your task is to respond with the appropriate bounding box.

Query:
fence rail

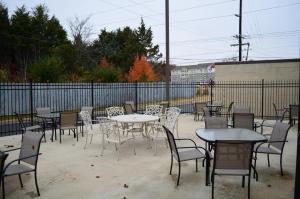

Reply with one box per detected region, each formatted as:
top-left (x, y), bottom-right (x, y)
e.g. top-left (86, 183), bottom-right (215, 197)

top-left (0, 80), bottom-right (298, 136)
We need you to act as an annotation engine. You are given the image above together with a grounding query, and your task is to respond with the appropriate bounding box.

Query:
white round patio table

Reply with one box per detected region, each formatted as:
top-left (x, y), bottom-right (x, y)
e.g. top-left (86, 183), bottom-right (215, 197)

top-left (110, 114), bottom-right (159, 123)
top-left (110, 114), bottom-right (159, 139)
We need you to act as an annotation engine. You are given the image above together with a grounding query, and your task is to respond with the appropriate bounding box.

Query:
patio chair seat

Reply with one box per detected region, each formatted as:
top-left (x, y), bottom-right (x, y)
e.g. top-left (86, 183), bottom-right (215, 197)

top-left (255, 146), bottom-right (281, 154)
top-left (60, 125), bottom-right (77, 130)
top-left (4, 164), bottom-right (34, 176)
top-left (215, 169), bottom-right (249, 176)
top-left (106, 134), bottom-right (133, 144)
top-left (23, 125), bottom-right (42, 131)
top-left (177, 149), bottom-right (205, 161)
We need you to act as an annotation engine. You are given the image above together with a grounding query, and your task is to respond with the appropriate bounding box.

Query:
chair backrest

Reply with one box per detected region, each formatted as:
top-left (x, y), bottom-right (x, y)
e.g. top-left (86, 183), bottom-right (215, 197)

top-left (269, 121), bottom-right (290, 152)
top-left (19, 131), bottom-right (44, 166)
top-left (203, 106), bottom-right (211, 117)
top-left (272, 103), bottom-right (280, 121)
top-left (106, 107), bottom-right (124, 118)
top-left (290, 104), bottom-right (299, 118)
top-left (124, 103), bottom-right (134, 114)
top-left (125, 101), bottom-right (136, 112)
top-left (227, 102), bottom-right (234, 114)
top-left (145, 105), bottom-right (163, 116)
top-left (14, 112), bottom-right (25, 129)
top-left (60, 112), bottom-right (77, 128)
top-left (214, 141), bottom-right (254, 171)
top-left (160, 102), bottom-right (168, 114)
top-left (81, 106), bottom-right (93, 117)
top-left (36, 107), bottom-right (51, 115)
top-left (79, 111), bottom-right (92, 130)
top-left (98, 117), bottom-right (115, 135)
top-left (163, 107), bottom-right (181, 132)
top-left (233, 105), bottom-right (250, 113)
top-left (233, 113), bottom-right (254, 130)
top-left (163, 126), bottom-right (179, 161)
top-left (0, 151), bottom-right (8, 182)
top-left (195, 102), bottom-right (206, 113)
top-left (204, 117), bottom-right (228, 129)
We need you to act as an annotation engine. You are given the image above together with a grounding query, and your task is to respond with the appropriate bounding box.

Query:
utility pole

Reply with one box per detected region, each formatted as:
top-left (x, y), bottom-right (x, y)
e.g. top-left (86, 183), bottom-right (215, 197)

top-left (231, 0), bottom-right (248, 61)
top-left (165, 0), bottom-right (170, 105)
top-left (239, 0), bottom-right (242, 61)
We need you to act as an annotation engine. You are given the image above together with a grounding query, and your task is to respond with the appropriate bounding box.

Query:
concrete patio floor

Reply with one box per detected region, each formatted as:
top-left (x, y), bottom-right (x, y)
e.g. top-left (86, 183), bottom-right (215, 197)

top-left (0, 114), bottom-right (297, 199)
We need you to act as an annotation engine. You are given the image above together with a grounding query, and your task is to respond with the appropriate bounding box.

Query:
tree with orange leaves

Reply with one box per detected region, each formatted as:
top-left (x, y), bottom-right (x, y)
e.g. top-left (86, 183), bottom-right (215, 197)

top-left (99, 57), bottom-right (109, 68)
top-left (127, 56), bottom-right (156, 82)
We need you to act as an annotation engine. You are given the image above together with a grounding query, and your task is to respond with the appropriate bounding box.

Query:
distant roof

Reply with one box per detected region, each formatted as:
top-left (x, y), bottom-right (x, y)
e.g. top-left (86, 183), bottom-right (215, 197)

top-left (172, 63), bottom-right (213, 71)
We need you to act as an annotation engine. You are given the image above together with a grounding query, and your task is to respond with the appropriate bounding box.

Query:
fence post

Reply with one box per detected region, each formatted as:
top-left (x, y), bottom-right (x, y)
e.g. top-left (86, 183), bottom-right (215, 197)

top-left (30, 81), bottom-right (34, 125)
top-left (261, 79), bottom-right (264, 119)
top-left (135, 81), bottom-right (138, 113)
top-left (91, 81), bottom-right (94, 108)
top-left (210, 79), bottom-right (213, 105)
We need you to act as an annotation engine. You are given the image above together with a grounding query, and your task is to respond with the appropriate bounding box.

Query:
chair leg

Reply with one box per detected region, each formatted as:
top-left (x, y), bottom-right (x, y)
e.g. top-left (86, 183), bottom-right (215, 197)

top-left (34, 171), bottom-right (40, 196)
top-left (2, 177), bottom-right (5, 199)
top-left (84, 134), bottom-right (88, 149)
top-left (177, 161), bottom-right (181, 186)
top-left (169, 155), bottom-right (173, 175)
top-left (89, 134), bottom-right (93, 144)
top-left (18, 174), bottom-right (23, 187)
top-left (280, 154), bottom-right (283, 176)
top-left (248, 175), bottom-right (251, 199)
top-left (253, 153), bottom-right (258, 179)
top-left (267, 154), bottom-right (270, 167)
top-left (196, 159), bottom-right (198, 172)
top-left (242, 176), bottom-right (245, 187)
top-left (211, 174), bottom-right (215, 199)
top-left (59, 130), bottom-right (62, 143)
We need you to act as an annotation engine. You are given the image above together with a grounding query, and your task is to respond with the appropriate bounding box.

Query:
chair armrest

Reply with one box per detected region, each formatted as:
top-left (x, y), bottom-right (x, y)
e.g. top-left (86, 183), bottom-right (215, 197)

top-left (175, 138), bottom-right (197, 147)
top-left (3, 153), bottom-right (40, 172)
top-left (1, 147), bottom-right (21, 153)
top-left (255, 140), bottom-right (287, 153)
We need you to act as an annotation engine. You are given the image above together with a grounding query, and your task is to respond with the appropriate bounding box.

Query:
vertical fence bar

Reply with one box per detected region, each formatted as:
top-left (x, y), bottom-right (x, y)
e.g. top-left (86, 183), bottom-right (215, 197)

top-left (135, 81), bottom-right (138, 113)
top-left (91, 81), bottom-right (94, 108)
top-left (210, 79), bottom-right (213, 105)
top-left (30, 81), bottom-right (34, 125)
top-left (261, 79), bottom-right (264, 119)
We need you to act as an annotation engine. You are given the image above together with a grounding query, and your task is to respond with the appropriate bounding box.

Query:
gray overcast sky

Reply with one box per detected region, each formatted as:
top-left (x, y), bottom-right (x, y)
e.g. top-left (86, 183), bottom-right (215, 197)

top-left (4, 0), bottom-right (300, 65)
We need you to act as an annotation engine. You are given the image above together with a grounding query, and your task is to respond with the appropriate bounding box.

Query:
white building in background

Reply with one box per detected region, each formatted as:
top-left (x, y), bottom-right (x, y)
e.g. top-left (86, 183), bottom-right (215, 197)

top-left (171, 63), bottom-right (215, 83)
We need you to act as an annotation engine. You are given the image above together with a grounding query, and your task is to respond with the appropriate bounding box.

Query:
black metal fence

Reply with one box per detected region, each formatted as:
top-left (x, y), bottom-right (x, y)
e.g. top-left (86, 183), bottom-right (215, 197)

top-left (0, 80), bottom-right (298, 136)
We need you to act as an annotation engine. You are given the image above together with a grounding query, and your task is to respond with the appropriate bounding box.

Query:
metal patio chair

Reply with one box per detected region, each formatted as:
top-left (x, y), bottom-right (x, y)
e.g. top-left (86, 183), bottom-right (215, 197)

top-left (106, 106), bottom-right (125, 118)
top-left (203, 106), bottom-right (211, 117)
top-left (260, 103), bottom-right (285, 134)
top-left (124, 101), bottom-right (136, 113)
top-left (212, 141), bottom-right (255, 199)
top-left (2, 131), bottom-right (44, 199)
top-left (204, 116), bottom-right (228, 150)
top-left (289, 104), bottom-right (298, 126)
top-left (219, 101), bottom-right (234, 121)
top-left (58, 112), bottom-right (78, 143)
top-left (163, 126), bottom-right (209, 186)
top-left (149, 107), bottom-right (181, 154)
top-left (233, 105), bottom-right (250, 113)
top-left (78, 106), bottom-right (94, 135)
top-left (103, 120), bottom-right (136, 160)
top-left (254, 121), bottom-right (291, 176)
top-left (0, 152), bottom-right (8, 198)
top-left (145, 105), bottom-right (163, 116)
top-left (124, 103), bottom-right (134, 114)
top-left (79, 111), bottom-right (101, 149)
top-left (14, 112), bottom-right (44, 141)
top-left (35, 107), bottom-right (55, 138)
top-left (194, 102), bottom-right (206, 121)
top-left (233, 113), bottom-right (255, 130)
